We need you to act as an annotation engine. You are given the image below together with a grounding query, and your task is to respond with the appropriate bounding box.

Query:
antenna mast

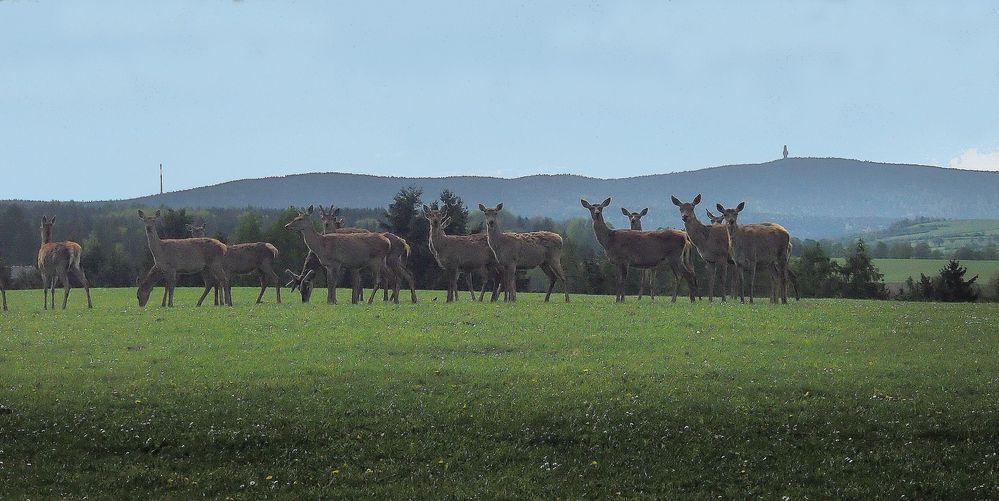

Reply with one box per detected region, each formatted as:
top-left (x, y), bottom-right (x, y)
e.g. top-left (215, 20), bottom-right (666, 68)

top-left (160, 163), bottom-right (163, 194)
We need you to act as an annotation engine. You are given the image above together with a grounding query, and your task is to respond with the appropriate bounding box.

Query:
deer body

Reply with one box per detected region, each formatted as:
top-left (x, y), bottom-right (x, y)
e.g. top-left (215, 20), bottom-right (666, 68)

top-left (478, 204), bottom-right (568, 302)
top-left (424, 206), bottom-right (503, 302)
top-left (583, 198), bottom-right (696, 303)
top-left (716, 203), bottom-right (791, 304)
top-left (622, 207), bottom-right (658, 300)
top-left (37, 216), bottom-right (92, 310)
top-left (284, 207), bottom-right (390, 305)
top-left (672, 195), bottom-right (732, 302)
top-left (196, 242), bottom-right (282, 305)
top-left (137, 210), bottom-right (230, 307)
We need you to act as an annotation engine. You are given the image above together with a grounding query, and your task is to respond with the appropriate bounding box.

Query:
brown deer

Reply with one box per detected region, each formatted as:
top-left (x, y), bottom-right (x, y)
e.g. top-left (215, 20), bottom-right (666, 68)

top-left (705, 210), bottom-right (725, 225)
top-left (581, 198), bottom-right (696, 303)
top-left (477, 203), bottom-right (569, 302)
top-left (187, 223), bottom-right (282, 305)
top-left (37, 216), bottom-right (93, 310)
top-left (423, 205), bottom-right (503, 302)
top-left (671, 195), bottom-right (734, 302)
top-left (318, 205), bottom-right (417, 304)
top-left (704, 208), bottom-right (798, 301)
top-left (715, 202), bottom-right (791, 304)
top-left (136, 210), bottom-right (230, 307)
top-left (284, 206), bottom-right (390, 304)
top-left (621, 207), bottom-right (657, 300)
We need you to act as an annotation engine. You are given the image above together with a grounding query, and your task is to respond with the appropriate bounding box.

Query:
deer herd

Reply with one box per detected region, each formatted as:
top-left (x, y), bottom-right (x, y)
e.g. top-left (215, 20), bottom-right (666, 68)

top-left (3, 194), bottom-right (799, 311)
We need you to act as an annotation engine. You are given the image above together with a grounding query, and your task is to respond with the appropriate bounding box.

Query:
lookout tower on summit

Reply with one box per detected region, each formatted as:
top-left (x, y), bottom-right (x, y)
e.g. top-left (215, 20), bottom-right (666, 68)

top-left (783, 145), bottom-right (789, 160)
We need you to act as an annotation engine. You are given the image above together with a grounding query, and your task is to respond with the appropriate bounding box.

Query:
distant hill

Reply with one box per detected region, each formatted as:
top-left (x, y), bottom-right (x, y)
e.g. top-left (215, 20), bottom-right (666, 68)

top-left (858, 218), bottom-right (999, 254)
top-left (22, 158), bottom-right (999, 239)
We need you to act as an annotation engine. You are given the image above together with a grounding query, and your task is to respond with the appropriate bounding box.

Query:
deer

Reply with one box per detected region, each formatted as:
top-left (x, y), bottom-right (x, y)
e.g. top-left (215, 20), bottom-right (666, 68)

top-left (284, 206), bottom-right (390, 304)
top-left (423, 205), bottom-right (504, 302)
top-left (707, 208), bottom-right (798, 301)
top-left (671, 195), bottom-right (737, 302)
top-left (318, 205), bottom-right (417, 304)
top-left (581, 198), bottom-right (697, 303)
top-left (37, 216), bottom-right (93, 310)
top-left (187, 223), bottom-right (282, 305)
top-left (477, 203), bottom-right (569, 302)
top-left (136, 210), bottom-right (230, 307)
top-left (621, 207), bottom-right (658, 300)
top-left (715, 202), bottom-right (792, 304)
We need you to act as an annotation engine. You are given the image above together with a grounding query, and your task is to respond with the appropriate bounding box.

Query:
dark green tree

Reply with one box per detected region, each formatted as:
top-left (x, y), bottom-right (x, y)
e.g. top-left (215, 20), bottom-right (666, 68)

top-left (437, 189), bottom-right (469, 235)
top-left (232, 210), bottom-right (264, 244)
top-left (792, 242), bottom-right (838, 297)
top-left (836, 239), bottom-right (888, 299)
top-left (936, 260), bottom-right (978, 302)
top-left (161, 209), bottom-right (194, 239)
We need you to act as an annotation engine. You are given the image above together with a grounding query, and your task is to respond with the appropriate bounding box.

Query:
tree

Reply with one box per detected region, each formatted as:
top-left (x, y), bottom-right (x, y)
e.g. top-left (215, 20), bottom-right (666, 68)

top-left (835, 239), bottom-right (888, 299)
top-left (0, 203), bottom-right (37, 265)
top-left (872, 241), bottom-right (889, 258)
top-left (437, 189), bottom-right (469, 235)
top-left (792, 242), bottom-right (838, 297)
top-left (232, 210), bottom-right (263, 244)
top-left (935, 260), bottom-right (978, 302)
top-left (161, 208), bottom-right (193, 239)
top-left (912, 242), bottom-right (932, 259)
top-left (383, 187), bottom-right (436, 288)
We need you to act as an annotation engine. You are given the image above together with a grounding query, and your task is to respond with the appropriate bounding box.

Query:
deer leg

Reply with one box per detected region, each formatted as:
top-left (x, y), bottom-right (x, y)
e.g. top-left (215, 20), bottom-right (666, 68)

top-left (787, 268), bottom-right (800, 301)
top-left (350, 269), bottom-right (361, 304)
top-left (465, 271), bottom-right (476, 301)
top-left (392, 259), bottom-right (417, 304)
top-left (668, 262), bottom-right (681, 303)
top-left (541, 264), bottom-right (557, 302)
top-left (196, 271), bottom-right (214, 307)
top-left (326, 266), bottom-right (338, 304)
top-left (748, 263), bottom-right (757, 304)
top-left (59, 271), bottom-right (71, 309)
top-left (255, 271), bottom-right (268, 304)
top-left (70, 266), bottom-right (93, 309)
top-left (41, 273), bottom-right (48, 310)
top-left (367, 259), bottom-right (383, 305)
top-left (50, 276), bottom-right (58, 310)
top-left (1, 289), bottom-right (6, 311)
top-left (504, 264), bottom-right (517, 302)
top-left (261, 263), bottom-right (281, 304)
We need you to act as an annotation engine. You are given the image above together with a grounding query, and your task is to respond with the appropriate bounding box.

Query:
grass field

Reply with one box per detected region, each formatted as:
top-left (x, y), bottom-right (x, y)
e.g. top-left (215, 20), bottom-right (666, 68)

top-left (871, 219), bottom-right (999, 253)
top-left (832, 258), bottom-right (999, 283)
top-left (0, 288), bottom-right (996, 498)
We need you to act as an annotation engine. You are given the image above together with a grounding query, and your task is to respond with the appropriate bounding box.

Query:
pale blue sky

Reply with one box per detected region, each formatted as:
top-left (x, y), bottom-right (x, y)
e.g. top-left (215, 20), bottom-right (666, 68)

top-left (2, 1), bottom-right (998, 201)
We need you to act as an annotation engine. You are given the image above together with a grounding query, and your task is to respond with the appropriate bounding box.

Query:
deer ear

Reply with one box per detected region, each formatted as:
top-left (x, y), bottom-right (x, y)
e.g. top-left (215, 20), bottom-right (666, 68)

top-left (706, 209), bottom-right (716, 218)
top-left (600, 198), bottom-right (611, 208)
top-left (670, 196), bottom-right (682, 207)
top-left (620, 207), bottom-right (630, 216)
top-left (693, 194), bottom-right (701, 205)
top-left (50, 216), bottom-right (55, 224)
top-left (154, 210), bottom-right (161, 218)
top-left (478, 203), bottom-right (487, 212)
top-left (640, 208), bottom-right (648, 216)
top-left (496, 203), bottom-right (503, 211)
top-left (306, 205), bottom-right (314, 215)
top-left (736, 202), bottom-right (745, 212)
top-left (423, 205), bottom-right (430, 213)
top-left (580, 199), bottom-right (591, 208)
top-left (716, 204), bottom-right (725, 213)
top-left (136, 210), bottom-right (143, 219)
top-left (332, 207), bottom-right (340, 217)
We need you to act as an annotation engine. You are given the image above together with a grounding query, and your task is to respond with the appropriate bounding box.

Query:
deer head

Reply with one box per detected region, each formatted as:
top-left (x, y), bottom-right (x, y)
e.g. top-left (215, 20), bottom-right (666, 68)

top-left (477, 203), bottom-right (504, 230)
top-left (580, 198), bottom-right (612, 222)
top-left (186, 223), bottom-right (206, 237)
top-left (715, 202), bottom-right (746, 227)
top-left (40, 215), bottom-right (56, 242)
top-left (705, 210), bottom-right (724, 225)
top-left (137, 209), bottom-right (162, 232)
top-left (670, 194), bottom-right (702, 223)
top-left (317, 204), bottom-right (341, 233)
top-left (620, 207), bottom-right (648, 229)
top-left (423, 205), bottom-right (452, 231)
top-left (284, 206), bottom-right (314, 232)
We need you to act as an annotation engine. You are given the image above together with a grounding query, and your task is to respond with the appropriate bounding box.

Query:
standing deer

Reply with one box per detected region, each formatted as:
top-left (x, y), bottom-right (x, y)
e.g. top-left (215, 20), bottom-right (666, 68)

top-left (423, 205), bottom-right (503, 302)
top-left (621, 207), bottom-right (657, 300)
top-left (37, 216), bottom-right (93, 310)
top-left (581, 198), bottom-right (696, 303)
top-left (671, 195), bottom-right (734, 302)
top-left (284, 206), bottom-right (390, 304)
top-left (704, 208), bottom-right (798, 301)
top-left (477, 203), bottom-right (569, 302)
top-left (136, 210), bottom-right (230, 307)
top-left (187, 223), bottom-right (282, 305)
top-left (318, 205), bottom-right (417, 304)
top-left (715, 202), bottom-right (791, 304)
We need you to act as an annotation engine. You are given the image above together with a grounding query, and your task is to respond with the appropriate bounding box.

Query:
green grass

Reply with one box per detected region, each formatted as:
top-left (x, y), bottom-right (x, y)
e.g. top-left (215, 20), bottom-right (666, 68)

top-left (832, 258), bottom-right (999, 282)
top-left (1, 288), bottom-right (996, 498)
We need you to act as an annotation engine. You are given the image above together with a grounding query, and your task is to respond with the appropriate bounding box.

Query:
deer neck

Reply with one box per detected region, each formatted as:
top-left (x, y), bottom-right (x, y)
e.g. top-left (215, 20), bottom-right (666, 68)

top-left (591, 215), bottom-right (613, 248)
top-left (430, 224), bottom-right (448, 250)
top-left (298, 224), bottom-right (328, 257)
top-left (143, 225), bottom-right (165, 262)
top-left (41, 227), bottom-right (52, 245)
top-left (630, 221), bottom-right (642, 231)
top-left (485, 220), bottom-right (508, 246)
top-left (683, 215), bottom-right (709, 244)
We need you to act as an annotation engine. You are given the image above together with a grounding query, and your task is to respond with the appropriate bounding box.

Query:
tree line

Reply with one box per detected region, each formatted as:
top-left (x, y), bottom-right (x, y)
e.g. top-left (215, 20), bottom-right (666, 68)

top-left (0, 192), bottom-right (992, 301)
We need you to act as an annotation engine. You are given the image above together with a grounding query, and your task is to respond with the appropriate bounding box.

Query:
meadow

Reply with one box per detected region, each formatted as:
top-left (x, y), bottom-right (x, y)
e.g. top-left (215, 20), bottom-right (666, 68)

top-left (0, 288), bottom-right (996, 498)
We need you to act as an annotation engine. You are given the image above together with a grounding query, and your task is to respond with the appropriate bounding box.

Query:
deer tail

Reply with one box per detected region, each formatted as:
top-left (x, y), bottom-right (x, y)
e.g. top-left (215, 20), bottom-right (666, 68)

top-left (264, 243), bottom-right (280, 259)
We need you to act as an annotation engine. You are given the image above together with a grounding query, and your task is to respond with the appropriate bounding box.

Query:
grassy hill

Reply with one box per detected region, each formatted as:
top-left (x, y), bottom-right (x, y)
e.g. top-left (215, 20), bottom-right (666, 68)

top-left (862, 219), bottom-right (999, 254)
top-left (69, 157), bottom-right (998, 239)
top-left (0, 289), bottom-right (996, 498)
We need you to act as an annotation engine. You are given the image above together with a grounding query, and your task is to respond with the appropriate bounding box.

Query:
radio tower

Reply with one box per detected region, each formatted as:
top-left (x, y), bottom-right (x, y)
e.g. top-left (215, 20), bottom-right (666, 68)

top-left (159, 163), bottom-right (164, 194)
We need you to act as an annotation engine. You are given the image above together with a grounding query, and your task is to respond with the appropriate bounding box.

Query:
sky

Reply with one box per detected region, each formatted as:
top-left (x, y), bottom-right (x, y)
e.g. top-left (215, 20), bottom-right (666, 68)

top-left (2, 1), bottom-right (998, 201)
